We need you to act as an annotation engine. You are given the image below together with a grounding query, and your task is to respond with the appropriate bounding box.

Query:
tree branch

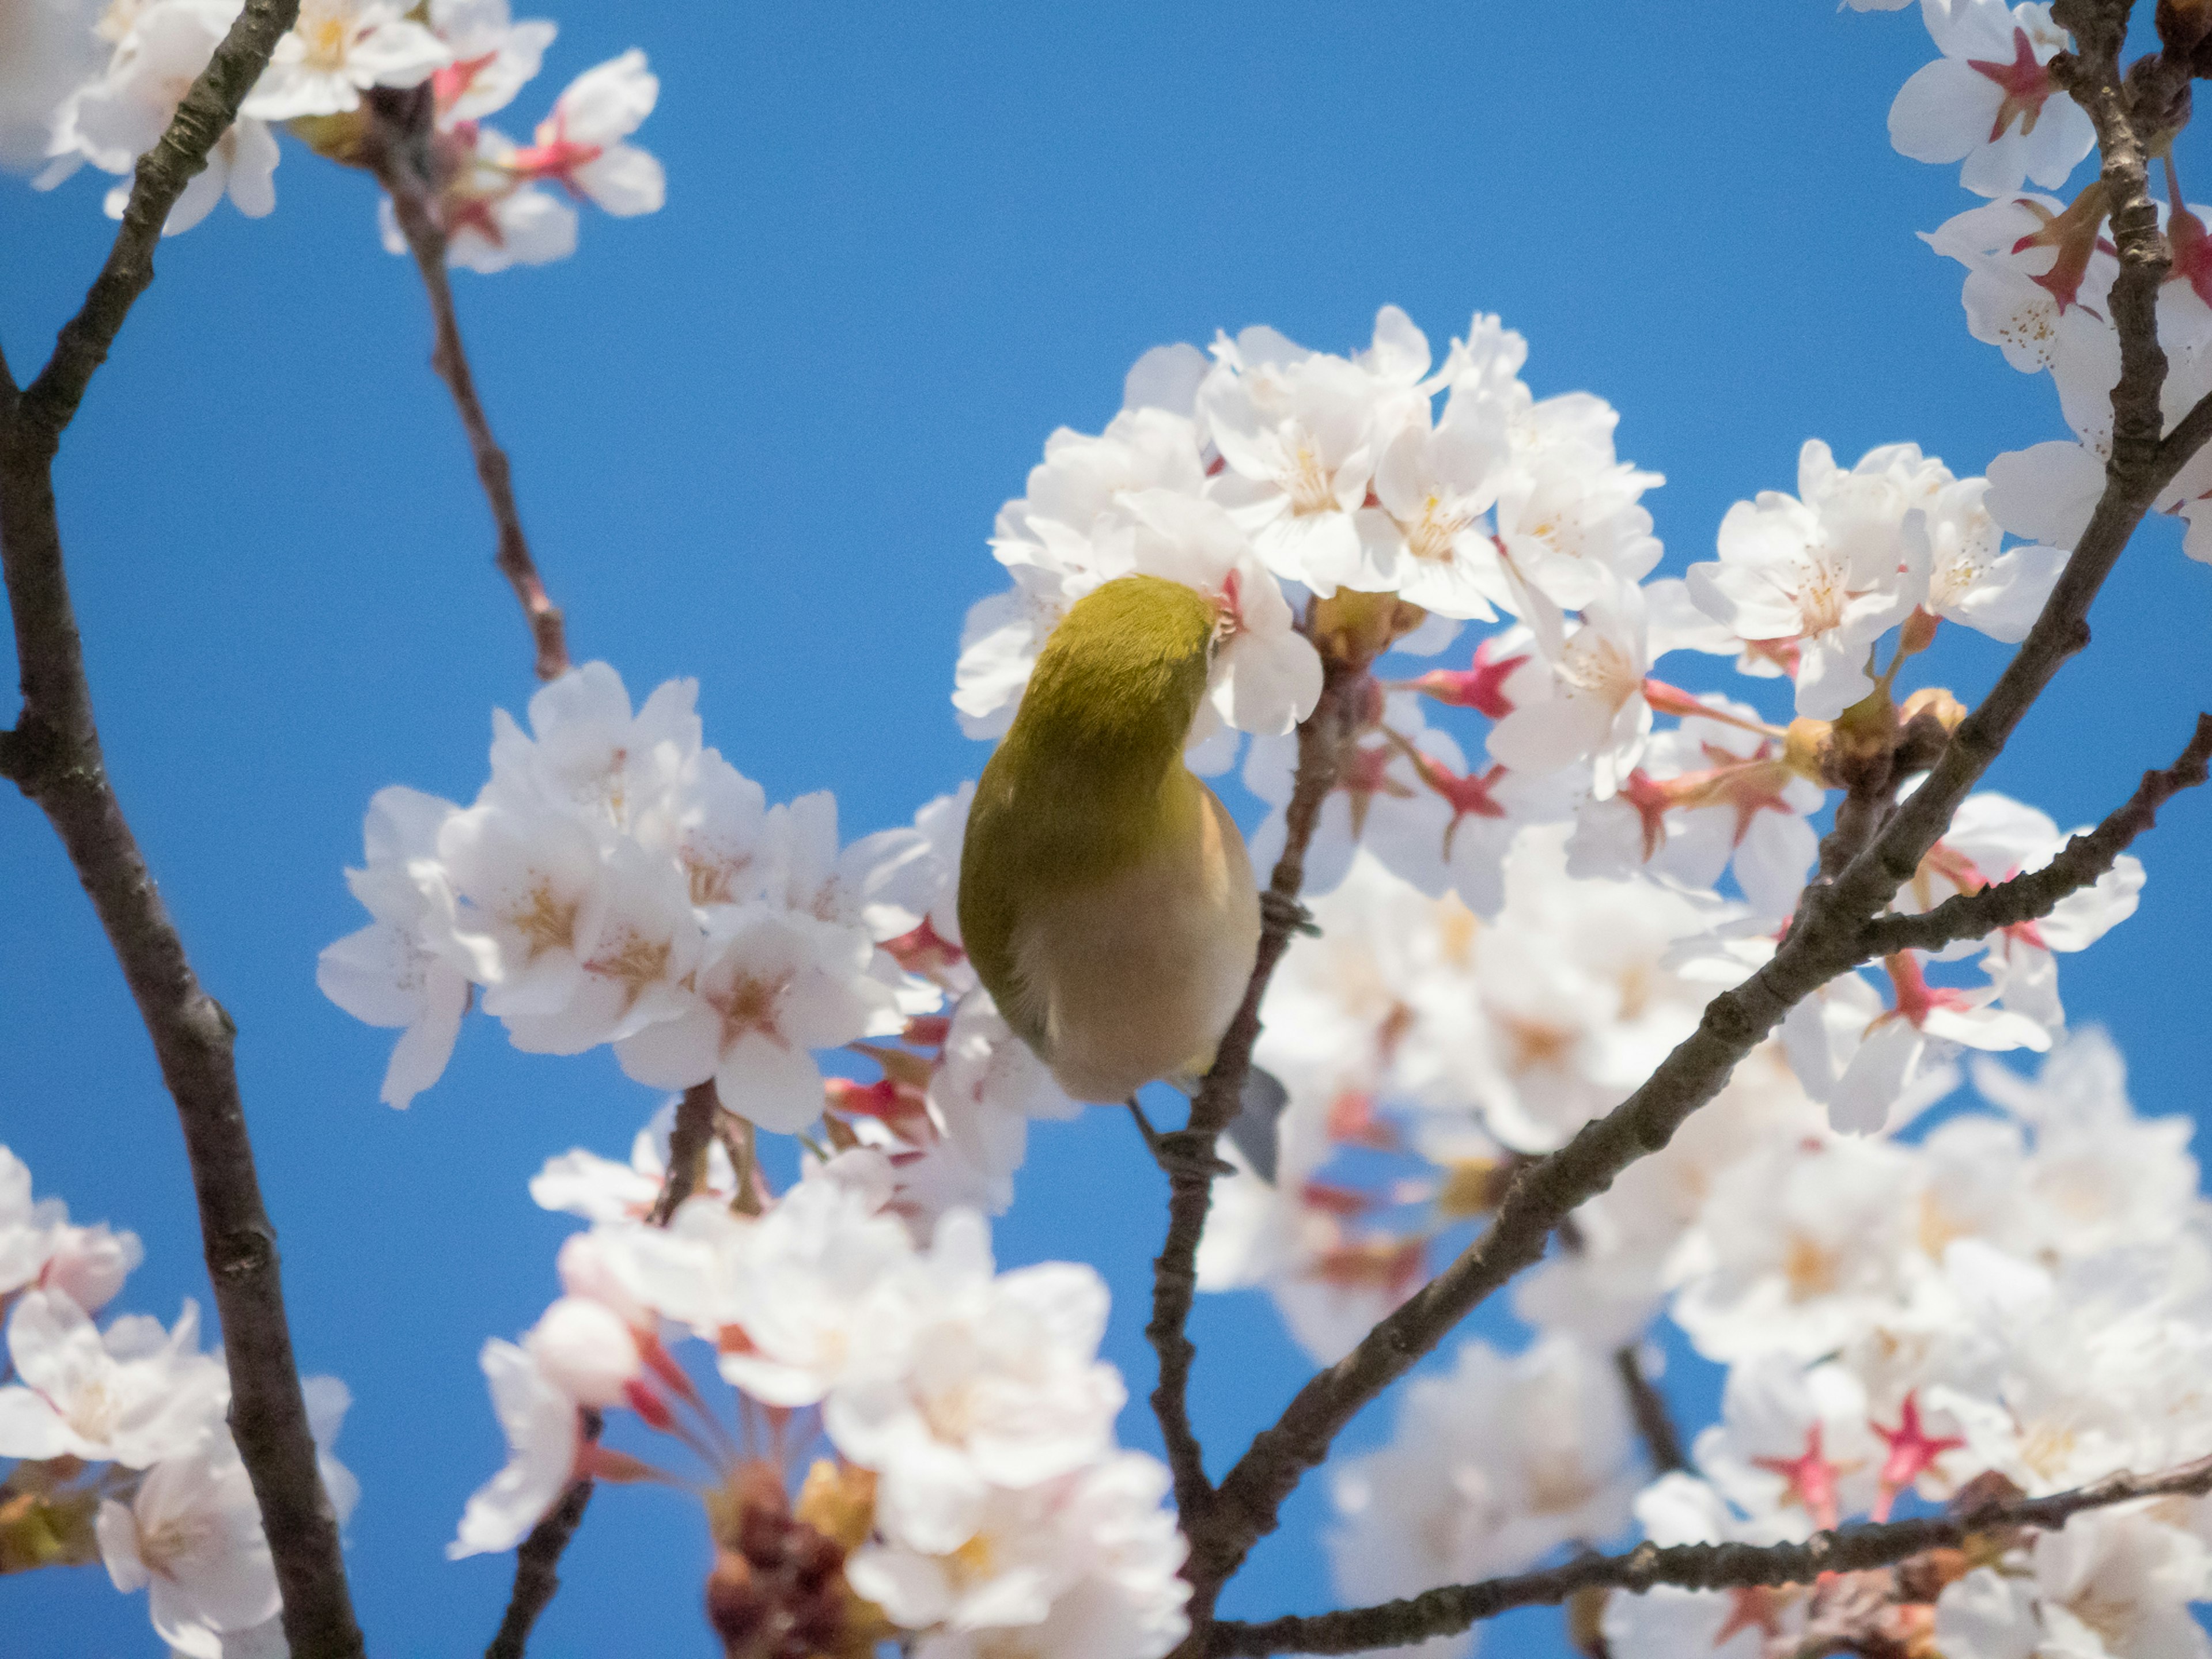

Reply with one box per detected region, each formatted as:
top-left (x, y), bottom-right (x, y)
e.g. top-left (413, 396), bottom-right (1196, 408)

top-left (1146, 658), bottom-right (1358, 1543)
top-left (484, 1410), bottom-right (602, 1659)
top-left (649, 1080), bottom-right (720, 1224)
top-left (1866, 712), bottom-right (2212, 956)
top-left (1179, 25), bottom-right (2196, 1634)
top-left (1209, 1448), bottom-right (2212, 1656)
top-left (365, 92), bottom-right (569, 683)
top-left (17, 2), bottom-right (298, 452)
top-left (0, 6), bottom-right (367, 1657)
top-left (1612, 1344), bottom-right (1688, 1478)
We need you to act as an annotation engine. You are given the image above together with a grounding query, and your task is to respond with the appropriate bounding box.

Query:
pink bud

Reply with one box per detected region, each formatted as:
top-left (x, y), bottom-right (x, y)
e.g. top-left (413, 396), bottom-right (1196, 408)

top-left (40, 1224), bottom-right (143, 1313)
top-left (527, 1296), bottom-right (642, 1408)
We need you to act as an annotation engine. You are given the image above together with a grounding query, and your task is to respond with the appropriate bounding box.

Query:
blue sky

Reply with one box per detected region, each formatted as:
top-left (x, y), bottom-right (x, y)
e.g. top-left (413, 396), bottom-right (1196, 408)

top-left (4, 2), bottom-right (2210, 1654)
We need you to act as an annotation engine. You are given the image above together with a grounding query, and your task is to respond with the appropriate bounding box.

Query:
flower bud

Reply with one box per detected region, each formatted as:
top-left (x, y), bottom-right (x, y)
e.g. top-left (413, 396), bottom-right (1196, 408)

top-left (40, 1224), bottom-right (142, 1314)
top-left (525, 1296), bottom-right (642, 1408)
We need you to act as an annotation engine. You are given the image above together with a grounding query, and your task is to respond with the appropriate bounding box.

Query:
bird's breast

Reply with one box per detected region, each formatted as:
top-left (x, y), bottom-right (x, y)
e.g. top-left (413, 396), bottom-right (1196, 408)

top-left (1010, 777), bottom-right (1262, 1104)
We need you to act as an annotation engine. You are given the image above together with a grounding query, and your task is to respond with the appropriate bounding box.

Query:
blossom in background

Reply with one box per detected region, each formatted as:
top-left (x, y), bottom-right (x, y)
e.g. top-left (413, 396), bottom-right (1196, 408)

top-left (241, 0), bottom-right (449, 121)
top-left (39, 0), bottom-right (281, 236)
top-left (425, 0), bottom-right (555, 126)
top-left (450, 1338), bottom-right (584, 1558)
top-left (0, 1290), bottom-right (228, 1468)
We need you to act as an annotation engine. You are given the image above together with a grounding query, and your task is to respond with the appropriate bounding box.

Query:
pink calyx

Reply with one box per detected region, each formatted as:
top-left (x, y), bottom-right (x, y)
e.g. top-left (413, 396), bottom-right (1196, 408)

top-left (1870, 1391), bottom-right (1965, 1521)
top-left (2011, 181), bottom-right (2112, 315)
top-left (1752, 1423), bottom-right (1851, 1532)
top-left (1398, 637), bottom-right (1525, 718)
top-left (1966, 28), bottom-right (2056, 142)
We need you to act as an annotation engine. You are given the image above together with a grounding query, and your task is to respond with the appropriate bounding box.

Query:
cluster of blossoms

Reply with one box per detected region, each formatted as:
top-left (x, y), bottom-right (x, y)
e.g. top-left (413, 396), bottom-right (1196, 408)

top-left (10, 0), bottom-right (660, 267)
top-left (317, 662), bottom-right (1077, 1219)
top-left (968, 302), bottom-right (2124, 1141)
top-left (1300, 1018), bottom-right (2212, 1659)
top-left (0, 1147), bottom-right (356, 1657)
top-left (291, 2), bottom-right (2212, 1655)
top-left (453, 1116), bottom-right (1188, 1659)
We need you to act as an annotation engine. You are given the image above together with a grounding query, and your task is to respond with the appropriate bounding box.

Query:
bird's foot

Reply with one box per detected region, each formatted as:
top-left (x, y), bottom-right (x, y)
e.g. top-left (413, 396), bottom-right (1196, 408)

top-left (1126, 1098), bottom-right (1236, 1181)
top-left (1261, 891), bottom-right (1320, 938)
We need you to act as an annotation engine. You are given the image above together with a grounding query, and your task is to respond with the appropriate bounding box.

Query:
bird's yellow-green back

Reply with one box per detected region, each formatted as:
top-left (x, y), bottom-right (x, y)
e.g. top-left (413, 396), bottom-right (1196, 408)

top-left (959, 575), bottom-right (1218, 1048)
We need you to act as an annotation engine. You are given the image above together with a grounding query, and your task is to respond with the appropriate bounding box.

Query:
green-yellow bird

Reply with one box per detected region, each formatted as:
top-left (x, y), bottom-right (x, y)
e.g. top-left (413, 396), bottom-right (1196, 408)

top-left (959, 574), bottom-right (1261, 1106)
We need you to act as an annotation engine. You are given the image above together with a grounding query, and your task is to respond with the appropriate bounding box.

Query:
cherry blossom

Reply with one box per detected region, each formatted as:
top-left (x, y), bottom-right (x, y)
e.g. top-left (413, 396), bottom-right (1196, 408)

top-left (1911, 475), bottom-right (2067, 642)
top-left (40, 0), bottom-right (281, 236)
top-left (1196, 309), bottom-right (1419, 593)
top-left (316, 786), bottom-right (474, 1110)
top-left (379, 123), bottom-right (578, 272)
top-left (97, 1378), bottom-right (355, 1659)
top-left (0, 1289), bottom-right (227, 1467)
top-left (1330, 1334), bottom-right (1639, 1637)
top-left (1486, 574), bottom-right (1653, 799)
top-left (1825, 951), bottom-right (2052, 1134)
top-left (1687, 440), bottom-right (1941, 718)
top-left (1888, 1), bottom-right (2092, 198)
top-left (613, 902), bottom-right (893, 1132)
top-left (449, 1338), bottom-right (583, 1558)
top-left (509, 48), bottom-right (663, 217)
top-left (425, 0), bottom-right (554, 125)
top-left (97, 1437), bottom-right (280, 1657)
top-left (824, 1211), bottom-right (1124, 1553)
top-left (846, 1453), bottom-right (1189, 1659)
top-left (240, 0), bottom-right (449, 122)
top-left (1567, 695), bottom-right (1821, 916)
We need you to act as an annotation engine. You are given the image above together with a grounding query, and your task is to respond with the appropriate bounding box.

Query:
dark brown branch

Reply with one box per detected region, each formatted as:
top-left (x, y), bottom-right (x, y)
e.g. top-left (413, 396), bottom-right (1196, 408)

top-left (1867, 713), bottom-right (2212, 956)
top-left (1612, 1345), bottom-right (1687, 1477)
top-left (1147, 658), bottom-right (1359, 1547)
top-left (649, 1081), bottom-right (720, 1225)
top-left (1180, 25), bottom-right (2198, 1634)
top-left (484, 1410), bottom-right (602, 1659)
top-left (1210, 1448), bottom-right (2212, 1656)
top-left (365, 93), bottom-right (569, 683)
top-left (0, 5), bottom-right (367, 1657)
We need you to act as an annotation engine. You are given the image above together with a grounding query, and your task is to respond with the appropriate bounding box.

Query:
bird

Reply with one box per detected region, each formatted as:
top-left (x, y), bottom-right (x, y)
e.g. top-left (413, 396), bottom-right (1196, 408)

top-left (959, 574), bottom-right (1263, 1111)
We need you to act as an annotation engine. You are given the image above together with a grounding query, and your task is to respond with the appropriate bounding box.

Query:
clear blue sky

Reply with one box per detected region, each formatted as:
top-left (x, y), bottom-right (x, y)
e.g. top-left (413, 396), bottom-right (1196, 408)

top-left (4, 2), bottom-right (2208, 1654)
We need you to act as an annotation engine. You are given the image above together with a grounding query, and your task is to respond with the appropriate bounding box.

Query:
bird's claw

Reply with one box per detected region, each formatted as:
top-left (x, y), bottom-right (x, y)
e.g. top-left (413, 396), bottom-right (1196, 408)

top-left (1261, 891), bottom-right (1319, 938)
top-left (1126, 1100), bottom-right (1237, 1180)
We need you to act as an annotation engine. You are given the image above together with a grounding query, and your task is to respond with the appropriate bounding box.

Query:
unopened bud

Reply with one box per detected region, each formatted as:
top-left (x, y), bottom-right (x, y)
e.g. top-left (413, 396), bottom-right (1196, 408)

top-left (1310, 589), bottom-right (1428, 669)
top-left (1433, 1157), bottom-right (1510, 1221)
top-left (526, 1296), bottom-right (642, 1408)
top-left (1898, 686), bottom-right (1967, 733)
top-left (40, 1223), bottom-right (141, 1313)
top-left (2163, 0), bottom-right (2212, 54)
top-left (794, 1459), bottom-right (877, 1552)
top-left (1782, 717), bottom-right (1832, 783)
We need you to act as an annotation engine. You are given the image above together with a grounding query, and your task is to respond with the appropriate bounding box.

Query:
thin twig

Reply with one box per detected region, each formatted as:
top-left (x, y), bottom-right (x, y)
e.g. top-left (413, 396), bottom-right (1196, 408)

top-left (365, 92), bottom-right (569, 683)
top-left (1612, 1345), bottom-right (1687, 1477)
top-left (1179, 26), bottom-right (2196, 1634)
top-left (1866, 712), bottom-right (2212, 955)
top-left (1150, 656), bottom-right (1358, 1591)
top-left (1210, 1448), bottom-right (2212, 1655)
top-left (0, 5), bottom-right (367, 1656)
top-left (487, 1078), bottom-right (713, 1653)
top-left (650, 1081), bottom-right (721, 1224)
top-left (484, 1409), bottom-right (602, 1659)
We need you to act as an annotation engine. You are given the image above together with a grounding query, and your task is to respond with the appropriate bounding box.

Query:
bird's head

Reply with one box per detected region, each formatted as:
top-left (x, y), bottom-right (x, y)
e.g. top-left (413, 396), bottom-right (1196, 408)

top-left (1013, 575), bottom-right (1221, 770)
